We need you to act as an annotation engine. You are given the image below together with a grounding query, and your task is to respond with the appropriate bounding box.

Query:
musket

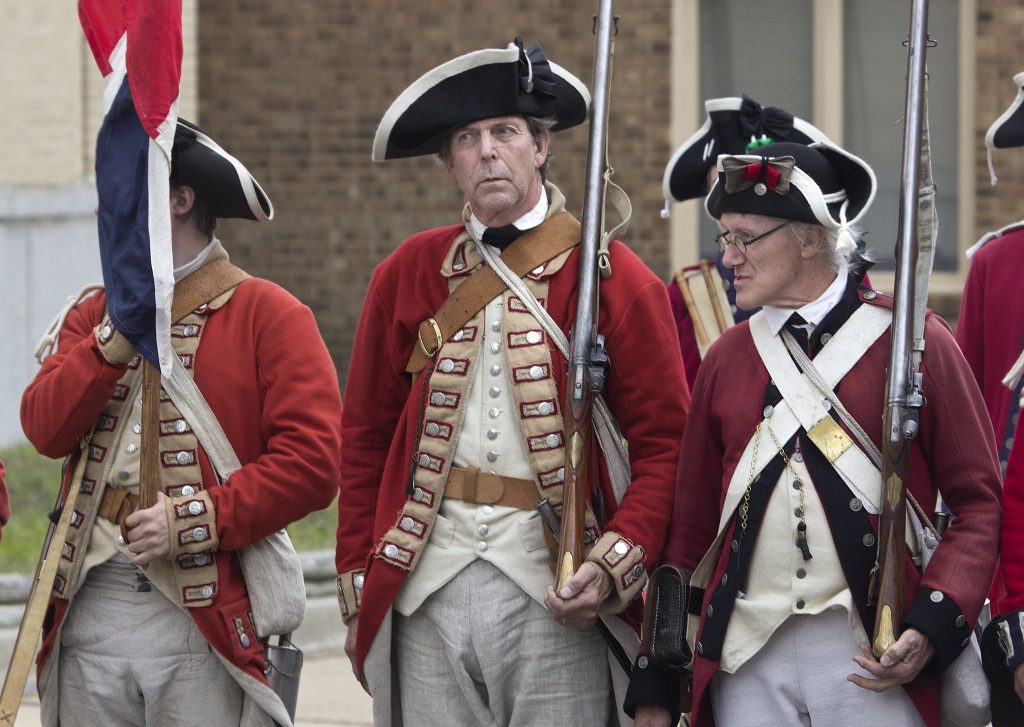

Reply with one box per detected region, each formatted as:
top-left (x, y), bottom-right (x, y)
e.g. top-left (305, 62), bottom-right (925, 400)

top-left (872, 0), bottom-right (934, 658)
top-left (557, 0), bottom-right (617, 593)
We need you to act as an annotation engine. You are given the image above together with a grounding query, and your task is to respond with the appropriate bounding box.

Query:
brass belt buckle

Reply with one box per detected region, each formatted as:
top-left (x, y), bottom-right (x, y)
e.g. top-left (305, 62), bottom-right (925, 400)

top-left (417, 318), bottom-right (443, 358)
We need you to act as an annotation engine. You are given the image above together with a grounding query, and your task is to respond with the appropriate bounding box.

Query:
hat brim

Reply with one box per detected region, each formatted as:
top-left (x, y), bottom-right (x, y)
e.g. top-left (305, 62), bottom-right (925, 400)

top-left (662, 97), bottom-right (832, 204)
top-left (986, 71), bottom-right (1024, 152)
top-left (705, 141), bottom-right (876, 229)
top-left (372, 46), bottom-right (590, 161)
top-left (173, 119), bottom-right (273, 222)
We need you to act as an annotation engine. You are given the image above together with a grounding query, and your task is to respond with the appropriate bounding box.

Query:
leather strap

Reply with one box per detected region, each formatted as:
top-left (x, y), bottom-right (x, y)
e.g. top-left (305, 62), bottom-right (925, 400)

top-left (171, 258), bottom-right (250, 323)
top-left (405, 212), bottom-right (581, 373)
top-left (97, 486), bottom-right (140, 541)
top-left (445, 466), bottom-right (538, 510)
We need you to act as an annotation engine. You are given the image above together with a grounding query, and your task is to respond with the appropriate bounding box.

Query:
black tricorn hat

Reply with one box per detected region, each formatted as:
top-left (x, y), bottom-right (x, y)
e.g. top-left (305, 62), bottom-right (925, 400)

top-left (372, 38), bottom-right (590, 161)
top-left (171, 119), bottom-right (273, 222)
top-left (985, 71), bottom-right (1024, 184)
top-left (706, 141), bottom-right (876, 255)
top-left (663, 95), bottom-right (832, 206)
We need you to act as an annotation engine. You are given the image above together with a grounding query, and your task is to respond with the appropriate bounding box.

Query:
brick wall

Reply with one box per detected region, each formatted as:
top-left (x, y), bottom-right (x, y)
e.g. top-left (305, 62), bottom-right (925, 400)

top-left (975, 1), bottom-right (1024, 237)
top-left (198, 2), bottom-right (672, 388)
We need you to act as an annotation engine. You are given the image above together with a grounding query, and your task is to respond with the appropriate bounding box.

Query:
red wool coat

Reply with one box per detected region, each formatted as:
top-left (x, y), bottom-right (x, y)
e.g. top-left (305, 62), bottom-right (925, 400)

top-left (337, 221), bottom-right (690, 670)
top-left (21, 277), bottom-right (342, 685)
top-left (663, 291), bottom-right (1001, 727)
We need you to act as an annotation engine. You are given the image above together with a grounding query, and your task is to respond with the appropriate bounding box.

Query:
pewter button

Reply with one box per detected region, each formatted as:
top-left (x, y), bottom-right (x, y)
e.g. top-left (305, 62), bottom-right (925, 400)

top-left (426, 423), bottom-right (441, 436)
top-left (721, 573), bottom-right (728, 586)
top-left (430, 392), bottom-right (446, 406)
top-left (637, 656), bottom-right (648, 669)
top-left (632, 564), bottom-right (644, 577)
top-left (490, 342), bottom-right (502, 354)
top-left (796, 599), bottom-right (805, 609)
top-left (174, 419), bottom-right (188, 433)
top-left (796, 568), bottom-right (807, 579)
top-left (486, 451), bottom-right (499, 463)
top-left (863, 533), bottom-right (876, 547)
top-left (822, 400), bottom-right (832, 411)
top-left (557, 467), bottom-right (565, 481)
top-left (489, 407), bottom-right (501, 419)
top-left (476, 541), bottom-right (488, 553)
top-left (188, 501), bottom-right (203, 516)
top-left (240, 633), bottom-right (251, 648)
top-left (793, 452), bottom-right (804, 463)
top-left (489, 386), bottom-right (501, 398)
top-left (531, 265), bottom-right (544, 275)
top-left (353, 574), bottom-right (365, 589)
top-left (863, 290), bottom-right (877, 300)
top-left (125, 443), bottom-right (138, 454)
top-left (133, 422), bottom-right (141, 434)
top-left (491, 320), bottom-right (501, 332)
top-left (956, 615), bottom-right (966, 627)
top-left (731, 539), bottom-right (739, 553)
top-left (526, 331), bottom-right (542, 344)
top-left (184, 324), bottom-right (198, 336)
top-left (439, 359), bottom-right (455, 373)
top-left (193, 553), bottom-right (209, 566)
top-left (545, 434), bottom-right (560, 448)
top-left (118, 470), bottom-right (130, 481)
top-left (794, 508), bottom-right (803, 518)
top-left (614, 541), bottom-right (629, 556)
top-left (191, 527), bottom-right (206, 541)
top-left (400, 517), bottom-right (414, 531)
top-left (530, 365), bottom-right (545, 380)
top-left (452, 260), bottom-right (465, 271)
top-left (697, 641), bottom-right (704, 655)
top-left (763, 405), bottom-right (774, 418)
top-left (538, 402), bottom-right (554, 416)
top-left (413, 487), bottom-right (426, 502)
top-left (487, 428), bottom-right (499, 440)
top-left (200, 585), bottom-right (214, 599)
top-left (490, 364), bottom-right (502, 376)
top-left (930, 590), bottom-right (944, 603)
top-left (418, 454), bottom-right (431, 467)
top-left (477, 524), bottom-right (489, 536)
top-left (384, 544), bottom-right (399, 559)
top-left (99, 324), bottom-right (113, 342)
top-left (181, 485), bottom-right (196, 497)
top-left (707, 605), bottom-right (714, 618)
top-left (820, 333), bottom-right (832, 345)
top-left (481, 505), bottom-right (494, 515)
top-left (453, 330), bottom-right (465, 342)
top-left (849, 498), bottom-right (863, 512)
top-left (754, 182), bottom-right (767, 196)
top-left (176, 451), bottom-right (193, 465)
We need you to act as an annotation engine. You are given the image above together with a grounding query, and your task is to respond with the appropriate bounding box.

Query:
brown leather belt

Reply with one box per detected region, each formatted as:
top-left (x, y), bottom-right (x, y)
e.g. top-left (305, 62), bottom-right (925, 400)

top-left (98, 486), bottom-right (139, 532)
top-left (445, 466), bottom-right (539, 510)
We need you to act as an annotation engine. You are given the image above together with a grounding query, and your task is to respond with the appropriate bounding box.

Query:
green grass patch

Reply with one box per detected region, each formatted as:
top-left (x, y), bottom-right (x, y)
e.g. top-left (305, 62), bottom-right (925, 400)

top-left (0, 440), bottom-right (337, 575)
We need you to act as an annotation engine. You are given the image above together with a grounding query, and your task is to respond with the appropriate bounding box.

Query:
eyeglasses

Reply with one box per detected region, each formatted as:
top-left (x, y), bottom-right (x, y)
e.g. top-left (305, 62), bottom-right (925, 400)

top-left (715, 220), bottom-right (792, 254)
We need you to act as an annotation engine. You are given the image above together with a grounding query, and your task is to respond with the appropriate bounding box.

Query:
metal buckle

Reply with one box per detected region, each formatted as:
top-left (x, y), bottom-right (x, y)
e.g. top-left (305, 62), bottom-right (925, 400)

top-left (417, 318), bottom-right (443, 358)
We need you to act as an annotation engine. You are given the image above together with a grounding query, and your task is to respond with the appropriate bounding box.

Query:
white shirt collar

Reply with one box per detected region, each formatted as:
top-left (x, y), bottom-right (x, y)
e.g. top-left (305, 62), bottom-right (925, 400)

top-left (762, 261), bottom-right (850, 336)
top-left (469, 188), bottom-right (549, 244)
top-left (173, 238), bottom-right (220, 282)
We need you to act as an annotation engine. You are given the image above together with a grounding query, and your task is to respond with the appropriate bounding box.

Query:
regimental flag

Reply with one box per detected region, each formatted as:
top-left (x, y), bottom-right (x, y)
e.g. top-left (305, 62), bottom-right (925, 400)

top-left (79, 0), bottom-right (183, 376)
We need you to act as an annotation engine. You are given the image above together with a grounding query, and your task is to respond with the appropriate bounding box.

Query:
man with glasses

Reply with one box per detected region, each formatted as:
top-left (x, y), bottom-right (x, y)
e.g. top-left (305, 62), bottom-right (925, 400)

top-left (627, 141), bottom-right (1000, 727)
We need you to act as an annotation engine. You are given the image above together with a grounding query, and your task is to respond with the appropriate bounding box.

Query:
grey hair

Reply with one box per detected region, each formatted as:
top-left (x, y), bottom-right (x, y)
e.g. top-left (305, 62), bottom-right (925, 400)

top-left (789, 220), bottom-right (867, 274)
top-left (438, 115), bottom-right (556, 180)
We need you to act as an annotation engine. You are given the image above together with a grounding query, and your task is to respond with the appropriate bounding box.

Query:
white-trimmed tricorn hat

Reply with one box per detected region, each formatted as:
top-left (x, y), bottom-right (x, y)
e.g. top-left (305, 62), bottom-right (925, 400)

top-left (663, 95), bottom-right (832, 208)
top-left (371, 37), bottom-right (590, 161)
top-left (706, 141), bottom-right (876, 257)
top-left (172, 119), bottom-right (273, 222)
top-left (985, 71), bottom-right (1024, 184)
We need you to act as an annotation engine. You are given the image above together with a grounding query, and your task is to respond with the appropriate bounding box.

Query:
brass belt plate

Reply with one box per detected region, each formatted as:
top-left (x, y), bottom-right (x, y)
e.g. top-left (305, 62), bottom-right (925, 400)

top-left (806, 416), bottom-right (854, 463)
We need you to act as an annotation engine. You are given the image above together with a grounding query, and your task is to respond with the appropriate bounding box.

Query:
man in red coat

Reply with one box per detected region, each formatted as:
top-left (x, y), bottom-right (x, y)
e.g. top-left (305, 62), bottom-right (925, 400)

top-left (20, 120), bottom-right (342, 725)
top-left (962, 69), bottom-right (1024, 725)
top-left (336, 38), bottom-right (688, 725)
top-left (628, 142), bottom-right (1001, 726)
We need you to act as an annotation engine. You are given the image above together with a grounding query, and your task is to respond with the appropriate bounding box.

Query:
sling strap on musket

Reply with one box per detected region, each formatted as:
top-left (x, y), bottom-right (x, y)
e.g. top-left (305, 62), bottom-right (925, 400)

top-left (405, 212), bottom-right (581, 374)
